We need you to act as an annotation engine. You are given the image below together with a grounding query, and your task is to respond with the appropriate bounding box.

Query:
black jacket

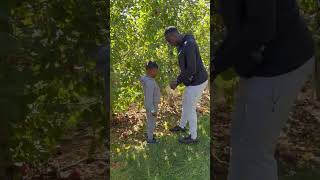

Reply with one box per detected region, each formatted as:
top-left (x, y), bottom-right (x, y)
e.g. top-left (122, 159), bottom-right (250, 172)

top-left (212, 0), bottom-right (315, 79)
top-left (177, 35), bottom-right (208, 86)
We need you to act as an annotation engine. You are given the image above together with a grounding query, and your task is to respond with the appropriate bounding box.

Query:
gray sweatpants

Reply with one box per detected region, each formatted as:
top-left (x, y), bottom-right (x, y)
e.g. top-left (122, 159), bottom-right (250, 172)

top-left (146, 110), bottom-right (156, 141)
top-left (228, 57), bottom-right (315, 180)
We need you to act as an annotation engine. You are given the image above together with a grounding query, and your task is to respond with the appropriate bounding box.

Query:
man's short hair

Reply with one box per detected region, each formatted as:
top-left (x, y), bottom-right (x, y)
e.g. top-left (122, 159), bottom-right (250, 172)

top-left (164, 26), bottom-right (179, 36)
top-left (145, 61), bottom-right (158, 69)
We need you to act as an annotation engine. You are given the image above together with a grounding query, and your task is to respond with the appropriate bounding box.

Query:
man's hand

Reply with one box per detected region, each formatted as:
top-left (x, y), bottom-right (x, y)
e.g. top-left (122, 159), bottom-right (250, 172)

top-left (170, 80), bottom-right (178, 90)
top-left (151, 109), bottom-right (157, 117)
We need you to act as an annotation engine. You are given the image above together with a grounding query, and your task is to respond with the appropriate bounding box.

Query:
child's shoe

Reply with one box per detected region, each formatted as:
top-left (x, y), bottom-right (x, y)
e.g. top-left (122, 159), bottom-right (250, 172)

top-left (144, 133), bottom-right (156, 139)
top-left (147, 138), bottom-right (160, 144)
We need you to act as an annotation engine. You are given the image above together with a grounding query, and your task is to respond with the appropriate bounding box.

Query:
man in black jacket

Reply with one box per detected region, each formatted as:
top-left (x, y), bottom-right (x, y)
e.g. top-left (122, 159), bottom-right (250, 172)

top-left (212, 0), bottom-right (315, 180)
top-left (164, 26), bottom-right (208, 144)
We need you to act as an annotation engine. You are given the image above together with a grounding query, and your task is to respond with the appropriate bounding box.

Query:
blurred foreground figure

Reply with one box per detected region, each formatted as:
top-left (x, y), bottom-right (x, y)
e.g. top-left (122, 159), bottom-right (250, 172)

top-left (89, 45), bottom-right (109, 113)
top-left (212, 0), bottom-right (315, 180)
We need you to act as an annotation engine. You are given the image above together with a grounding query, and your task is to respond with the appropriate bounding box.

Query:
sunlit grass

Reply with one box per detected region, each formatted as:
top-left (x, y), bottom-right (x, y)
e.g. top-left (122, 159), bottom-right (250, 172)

top-left (111, 115), bottom-right (210, 180)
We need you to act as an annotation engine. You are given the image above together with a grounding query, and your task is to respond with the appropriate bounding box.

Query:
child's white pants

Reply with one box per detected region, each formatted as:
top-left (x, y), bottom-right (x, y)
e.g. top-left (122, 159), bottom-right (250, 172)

top-left (179, 80), bottom-right (208, 139)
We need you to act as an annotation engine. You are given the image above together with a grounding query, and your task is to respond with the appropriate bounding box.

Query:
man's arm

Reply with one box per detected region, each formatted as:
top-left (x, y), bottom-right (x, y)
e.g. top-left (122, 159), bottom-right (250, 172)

top-left (176, 41), bottom-right (197, 85)
top-left (212, 0), bottom-right (277, 79)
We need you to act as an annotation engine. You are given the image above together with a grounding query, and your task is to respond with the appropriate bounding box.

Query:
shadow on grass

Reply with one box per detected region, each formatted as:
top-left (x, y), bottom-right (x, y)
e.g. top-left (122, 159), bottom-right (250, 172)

top-left (111, 115), bottom-right (210, 180)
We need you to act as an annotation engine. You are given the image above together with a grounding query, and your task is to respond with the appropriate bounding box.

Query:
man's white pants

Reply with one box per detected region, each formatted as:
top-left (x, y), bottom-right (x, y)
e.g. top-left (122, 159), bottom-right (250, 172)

top-left (179, 80), bottom-right (208, 139)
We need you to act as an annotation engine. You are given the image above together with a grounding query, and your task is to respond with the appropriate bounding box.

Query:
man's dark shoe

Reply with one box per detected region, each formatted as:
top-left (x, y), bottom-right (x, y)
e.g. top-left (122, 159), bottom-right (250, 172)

top-left (147, 138), bottom-right (160, 144)
top-left (169, 125), bottom-right (187, 133)
top-left (178, 135), bottom-right (199, 144)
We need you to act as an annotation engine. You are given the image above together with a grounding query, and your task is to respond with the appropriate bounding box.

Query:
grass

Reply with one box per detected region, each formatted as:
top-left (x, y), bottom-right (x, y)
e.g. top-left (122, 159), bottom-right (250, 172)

top-left (280, 169), bottom-right (320, 180)
top-left (111, 115), bottom-right (210, 180)
top-left (278, 158), bottom-right (320, 180)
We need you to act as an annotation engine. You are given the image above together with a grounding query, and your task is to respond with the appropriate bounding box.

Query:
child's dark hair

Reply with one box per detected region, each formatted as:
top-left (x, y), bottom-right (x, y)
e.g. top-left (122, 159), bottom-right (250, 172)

top-left (145, 61), bottom-right (158, 69)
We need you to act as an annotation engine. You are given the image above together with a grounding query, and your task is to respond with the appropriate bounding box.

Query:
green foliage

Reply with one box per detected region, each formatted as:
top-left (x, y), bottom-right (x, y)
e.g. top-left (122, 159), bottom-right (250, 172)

top-left (0, 0), bottom-right (107, 168)
top-left (111, 0), bottom-right (210, 112)
top-left (299, 0), bottom-right (320, 48)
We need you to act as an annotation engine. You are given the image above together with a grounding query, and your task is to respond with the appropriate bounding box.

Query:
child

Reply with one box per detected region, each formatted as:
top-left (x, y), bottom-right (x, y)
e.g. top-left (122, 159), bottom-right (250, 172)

top-left (139, 61), bottom-right (161, 144)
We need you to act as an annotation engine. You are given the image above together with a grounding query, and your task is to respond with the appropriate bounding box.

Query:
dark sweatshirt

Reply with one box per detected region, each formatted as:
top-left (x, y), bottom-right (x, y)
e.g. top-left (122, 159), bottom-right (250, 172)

top-left (176, 35), bottom-right (208, 86)
top-left (212, 0), bottom-right (315, 79)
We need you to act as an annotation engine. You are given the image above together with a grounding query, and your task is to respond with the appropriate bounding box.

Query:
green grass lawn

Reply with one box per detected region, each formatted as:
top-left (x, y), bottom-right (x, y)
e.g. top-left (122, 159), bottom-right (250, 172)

top-left (111, 115), bottom-right (210, 180)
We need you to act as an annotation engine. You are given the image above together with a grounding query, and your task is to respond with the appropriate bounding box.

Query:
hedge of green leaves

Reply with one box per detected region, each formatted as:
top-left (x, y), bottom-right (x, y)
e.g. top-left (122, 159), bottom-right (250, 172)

top-left (1, 0), bottom-right (107, 167)
top-left (111, 0), bottom-right (210, 112)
